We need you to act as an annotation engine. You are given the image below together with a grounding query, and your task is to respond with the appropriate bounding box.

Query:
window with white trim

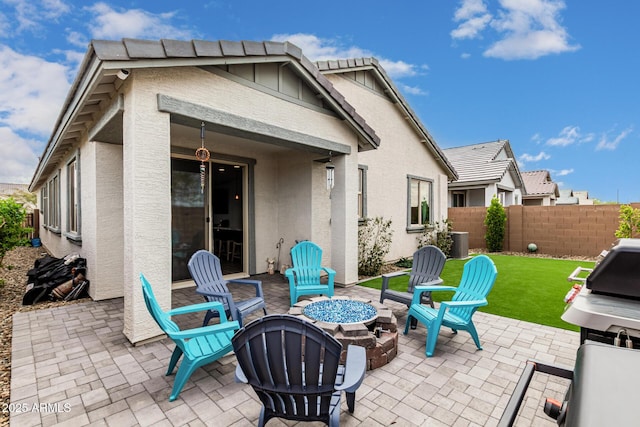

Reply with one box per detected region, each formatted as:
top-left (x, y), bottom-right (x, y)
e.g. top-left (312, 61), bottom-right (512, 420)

top-left (452, 192), bottom-right (465, 207)
top-left (46, 174), bottom-right (60, 231)
top-left (408, 175), bottom-right (432, 228)
top-left (358, 165), bottom-right (367, 221)
top-left (67, 157), bottom-right (80, 236)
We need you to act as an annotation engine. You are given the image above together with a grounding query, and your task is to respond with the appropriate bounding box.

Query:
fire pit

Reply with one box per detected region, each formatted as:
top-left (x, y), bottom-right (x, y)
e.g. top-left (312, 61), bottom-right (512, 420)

top-left (288, 296), bottom-right (398, 370)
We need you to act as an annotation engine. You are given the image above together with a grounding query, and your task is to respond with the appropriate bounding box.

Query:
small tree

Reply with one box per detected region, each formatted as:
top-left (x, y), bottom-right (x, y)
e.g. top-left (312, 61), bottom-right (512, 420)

top-left (417, 219), bottom-right (453, 257)
top-left (358, 217), bottom-right (393, 276)
top-left (484, 196), bottom-right (506, 252)
top-left (0, 197), bottom-right (32, 266)
top-left (615, 204), bottom-right (640, 238)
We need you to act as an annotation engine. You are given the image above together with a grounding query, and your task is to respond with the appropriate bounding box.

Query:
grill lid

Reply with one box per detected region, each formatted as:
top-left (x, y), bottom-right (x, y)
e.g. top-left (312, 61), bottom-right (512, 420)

top-left (587, 238), bottom-right (640, 299)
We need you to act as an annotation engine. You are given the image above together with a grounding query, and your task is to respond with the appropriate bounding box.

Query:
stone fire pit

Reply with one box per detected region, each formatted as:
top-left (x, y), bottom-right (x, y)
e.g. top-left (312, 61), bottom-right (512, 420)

top-left (288, 296), bottom-right (398, 370)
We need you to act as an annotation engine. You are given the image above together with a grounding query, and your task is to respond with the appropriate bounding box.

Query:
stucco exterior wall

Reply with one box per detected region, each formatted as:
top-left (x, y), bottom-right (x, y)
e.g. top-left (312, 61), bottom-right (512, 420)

top-left (325, 74), bottom-right (450, 262)
top-left (121, 72), bottom-right (172, 343)
top-left (92, 142), bottom-right (124, 299)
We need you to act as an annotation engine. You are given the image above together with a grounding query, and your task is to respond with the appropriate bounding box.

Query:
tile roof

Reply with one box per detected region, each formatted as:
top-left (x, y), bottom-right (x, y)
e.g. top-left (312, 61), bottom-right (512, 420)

top-left (90, 39), bottom-right (379, 148)
top-left (0, 183), bottom-right (29, 195)
top-left (521, 170), bottom-right (558, 196)
top-left (442, 140), bottom-right (519, 184)
top-left (315, 58), bottom-right (457, 180)
top-left (30, 39), bottom-right (382, 190)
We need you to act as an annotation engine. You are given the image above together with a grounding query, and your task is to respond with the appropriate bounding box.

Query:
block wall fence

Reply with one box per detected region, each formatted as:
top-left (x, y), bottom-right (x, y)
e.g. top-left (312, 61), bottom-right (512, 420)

top-left (448, 203), bottom-right (640, 258)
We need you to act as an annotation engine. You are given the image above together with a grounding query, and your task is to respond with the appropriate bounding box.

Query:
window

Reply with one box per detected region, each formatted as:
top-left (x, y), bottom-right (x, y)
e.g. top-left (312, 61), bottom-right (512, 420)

top-left (67, 156), bottom-right (81, 240)
top-left (45, 174), bottom-right (60, 231)
top-left (358, 165), bottom-right (367, 220)
top-left (41, 186), bottom-right (48, 225)
top-left (453, 192), bottom-right (465, 207)
top-left (408, 175), bottom-right (432, 229)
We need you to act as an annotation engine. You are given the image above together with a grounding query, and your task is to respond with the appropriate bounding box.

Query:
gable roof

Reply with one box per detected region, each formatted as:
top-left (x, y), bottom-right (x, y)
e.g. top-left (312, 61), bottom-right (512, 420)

top-left (442, 140), bottom-right (523, 187)
top-left (521, 170), bottom-right (559, 197)
top-left (30, 39), bottom-right (381, 190)
top-left (316, 58), bottom-right (457, 180)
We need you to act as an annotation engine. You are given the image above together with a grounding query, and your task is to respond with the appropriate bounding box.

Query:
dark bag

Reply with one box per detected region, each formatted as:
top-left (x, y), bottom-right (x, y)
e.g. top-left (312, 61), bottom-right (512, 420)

top-left (23, 255), bottom-right (87, 305)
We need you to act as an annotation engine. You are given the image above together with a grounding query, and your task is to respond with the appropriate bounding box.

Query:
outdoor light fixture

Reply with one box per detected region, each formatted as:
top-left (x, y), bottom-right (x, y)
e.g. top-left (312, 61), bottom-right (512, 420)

top-left (116, 69), bottom-right (130, 80)
top-left (326, 151), bottom-right (335, 190)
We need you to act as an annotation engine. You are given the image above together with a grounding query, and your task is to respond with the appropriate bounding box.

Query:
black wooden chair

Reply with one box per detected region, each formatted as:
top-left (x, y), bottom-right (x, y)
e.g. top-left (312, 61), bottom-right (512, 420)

top-left (231, 314), bottom-right (366, 427)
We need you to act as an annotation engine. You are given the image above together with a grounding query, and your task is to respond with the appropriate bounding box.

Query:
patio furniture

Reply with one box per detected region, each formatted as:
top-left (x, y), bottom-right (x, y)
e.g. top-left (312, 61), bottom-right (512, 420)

top-left (139, 273), bottom-right (239, 401)
top-left (404, 255), bottom-right (497, 357)
top-left (231, 314), bottom-right (366, 427)
top-left (285, 241), bottom-right (335, 306)
top-left (187, 249), bottom-right (267, 327)
top-left (380, 245), bottom-right (446, 309)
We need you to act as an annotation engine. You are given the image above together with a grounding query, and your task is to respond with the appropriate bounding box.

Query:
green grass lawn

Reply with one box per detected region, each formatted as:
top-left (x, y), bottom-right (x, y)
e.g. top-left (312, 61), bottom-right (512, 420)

top-left (360, 254), bottom-right (596, 331)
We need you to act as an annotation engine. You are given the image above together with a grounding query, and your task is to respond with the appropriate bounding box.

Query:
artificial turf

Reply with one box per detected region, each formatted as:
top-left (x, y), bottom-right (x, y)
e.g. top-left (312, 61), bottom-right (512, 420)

top-left (359, 254), bottom-right (596, 331)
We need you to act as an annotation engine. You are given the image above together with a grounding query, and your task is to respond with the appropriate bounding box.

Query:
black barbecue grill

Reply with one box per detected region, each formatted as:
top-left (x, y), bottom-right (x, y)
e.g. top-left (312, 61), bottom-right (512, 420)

top-left (499, 238), bottom-right (640, 426)
top-left (562, 238), bottom-right (640, 346)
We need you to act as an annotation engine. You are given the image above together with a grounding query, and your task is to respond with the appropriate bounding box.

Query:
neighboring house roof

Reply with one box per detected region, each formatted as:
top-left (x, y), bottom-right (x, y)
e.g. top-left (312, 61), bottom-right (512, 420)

top-left (557, 189), bottom-right (593, 205)
top-left (316, 58), bottom-right (458, 180)
top-left (0, 183), bottom-right (29, 196)
top-left (29, 39), bottom-right (381, 191)
top-left (521, 170), bottom-right (559, 198)
top-left (442, 140), bottom-right (524, 188)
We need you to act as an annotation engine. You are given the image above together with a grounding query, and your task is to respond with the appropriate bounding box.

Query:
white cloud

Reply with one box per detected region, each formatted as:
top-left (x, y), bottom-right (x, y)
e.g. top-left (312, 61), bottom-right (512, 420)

top-left (452, 0), bottom-right (580, 60)
top-left (399, 84), bottom-right (428, 96)
top-left (0, 126), bottom-right (40, 184)
top-left (0, 45), bottom-right (71, 136)
top-left (85, 2), bottom-right (194, 40)
top-left (546, 126), bottom-right (593, 147)
top-left (555, 168), bottom-right (574, 176)
top-left (519, 151), bottom-right (550, 162)
top-left (451, 0), bottom-right (492, 40)
top-left (271, 33), bottom-right (423, 80)
top-left (2, 0), bottom-right (70, 33)
top-left (596, 127), bottom-right (633, 151)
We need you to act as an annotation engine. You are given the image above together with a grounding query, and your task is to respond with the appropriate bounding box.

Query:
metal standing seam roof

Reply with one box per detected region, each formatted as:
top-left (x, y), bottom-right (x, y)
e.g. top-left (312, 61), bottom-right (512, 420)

top-left (442, 140), bottom-right (523, 185)
top-left (315, 57), bottom-right (458, 181)
top-left (521, 170), bottom-right (559, 197)
top-left (29, 39), bottom-right (381, 191)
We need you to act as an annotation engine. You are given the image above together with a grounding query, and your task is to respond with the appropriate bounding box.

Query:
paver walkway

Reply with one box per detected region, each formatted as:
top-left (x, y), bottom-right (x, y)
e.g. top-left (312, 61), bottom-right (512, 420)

top-left (10, 273), bottom-right (580, 426)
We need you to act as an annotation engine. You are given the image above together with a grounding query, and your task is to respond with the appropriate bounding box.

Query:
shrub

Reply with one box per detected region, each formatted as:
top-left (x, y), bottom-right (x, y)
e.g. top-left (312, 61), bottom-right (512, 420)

top-left (358, 217), bottom-right (393, 276)
top-left (485, 196), bottom-right (506, 252)
top-left (615, 204), bottom-right (640, 238)
top-left (394, 257), bottom-right (412, 268)
top-left (417, 219), bottom-right (453, 257)
top-left (0, 197), bottom-right (32, 266)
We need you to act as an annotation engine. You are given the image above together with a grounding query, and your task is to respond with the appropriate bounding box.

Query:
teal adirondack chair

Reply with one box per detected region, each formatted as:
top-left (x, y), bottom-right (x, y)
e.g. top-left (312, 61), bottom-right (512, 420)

top-left (285, 241), bottom-right (335, 306)
top-left (404, 255), bottom-right (497, 357)
top-left (140, 273), bottom-right (239, 401)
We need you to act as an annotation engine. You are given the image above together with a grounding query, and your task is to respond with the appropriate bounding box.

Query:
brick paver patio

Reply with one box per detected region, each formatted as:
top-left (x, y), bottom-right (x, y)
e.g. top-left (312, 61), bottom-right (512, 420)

top-left (10, 273), bottom-right (580, 426)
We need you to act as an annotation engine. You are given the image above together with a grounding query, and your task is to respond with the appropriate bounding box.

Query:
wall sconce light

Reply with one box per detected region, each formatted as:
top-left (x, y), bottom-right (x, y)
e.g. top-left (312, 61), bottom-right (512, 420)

top-left (116, 69), bottom-right (130, 80)
top-left (326, 152), bottom-right (335, 190)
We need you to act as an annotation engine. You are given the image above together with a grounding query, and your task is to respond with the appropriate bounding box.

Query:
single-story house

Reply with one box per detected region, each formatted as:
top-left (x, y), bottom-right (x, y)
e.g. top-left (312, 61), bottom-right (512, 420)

top-left (557, 189), bottom-right (594, 205)
top-left (315, 58), bottom-right (457, 261)
top-left (28, 39), bottom-right (454, 343)
top-left (443, 139), bottom-right (525, 207)
top-left (521, 170), bottom-right (559, 206)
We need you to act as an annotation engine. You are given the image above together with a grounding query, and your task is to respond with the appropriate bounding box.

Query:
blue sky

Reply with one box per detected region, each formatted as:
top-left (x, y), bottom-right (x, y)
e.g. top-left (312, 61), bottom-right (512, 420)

top-left (1, 0), bottom-right (638, 202)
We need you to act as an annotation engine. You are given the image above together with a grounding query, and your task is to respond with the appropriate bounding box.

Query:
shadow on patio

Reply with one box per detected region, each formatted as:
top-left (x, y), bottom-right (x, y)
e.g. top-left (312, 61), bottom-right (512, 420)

top-left (10, 273), bottom-right (579, 426)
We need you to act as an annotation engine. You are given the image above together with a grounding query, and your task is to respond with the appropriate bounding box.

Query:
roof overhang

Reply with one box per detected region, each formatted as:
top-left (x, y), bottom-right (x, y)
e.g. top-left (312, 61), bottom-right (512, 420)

top-left (29, 39), bottom-right (379, 191)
